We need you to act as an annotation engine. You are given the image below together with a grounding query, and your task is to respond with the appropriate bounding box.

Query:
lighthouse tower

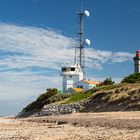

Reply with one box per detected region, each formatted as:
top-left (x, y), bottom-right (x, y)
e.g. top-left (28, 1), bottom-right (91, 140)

top-left (133, 50), bottom-right (140, 73)
top-left (60, 9), bottom-right (90, 93)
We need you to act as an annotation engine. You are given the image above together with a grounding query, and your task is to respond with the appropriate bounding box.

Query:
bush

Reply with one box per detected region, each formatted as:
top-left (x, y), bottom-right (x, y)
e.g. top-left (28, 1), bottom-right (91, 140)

top-left (48, 93), bottom-right (70, 103)
top-left (22, 100), bottom-right (44, 112)
top-left (121, 73), bottom-right (140, 83)
top-left (22, 89), bottom-right (70, 112)
top-left (23, 88), bottom-right (59, 112)
top-left (101, 78), bottom-right (115, 85)
top-left (37, 88), bottom-right (58, 101)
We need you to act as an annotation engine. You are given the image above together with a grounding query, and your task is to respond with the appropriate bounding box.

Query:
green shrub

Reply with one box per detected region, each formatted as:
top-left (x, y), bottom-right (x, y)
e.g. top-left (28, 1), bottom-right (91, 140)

top-left (101, 78), bottom-right (115, 85)
top-left (22, 101), bottom-right (44, 112)
top-left (22, 89), bottom-right (70, 112)
top-left (23, 88), bottom-right (58, 112)
top-left (37, 88), bottom-right (58, 101)
top-left (48, 93), bottom-right (70, 103)
top-left (121, 73), bottom-right (140, 83)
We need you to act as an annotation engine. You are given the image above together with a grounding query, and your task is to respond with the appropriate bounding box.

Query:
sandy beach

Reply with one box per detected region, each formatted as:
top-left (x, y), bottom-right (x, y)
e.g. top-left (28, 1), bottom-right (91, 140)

top-left (0, 112), bottom-right (140, 140)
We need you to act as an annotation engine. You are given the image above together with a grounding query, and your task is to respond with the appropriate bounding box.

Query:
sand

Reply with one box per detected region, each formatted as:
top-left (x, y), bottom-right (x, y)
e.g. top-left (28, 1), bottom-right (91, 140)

top-left (0, 112), bottom-right (140, 140)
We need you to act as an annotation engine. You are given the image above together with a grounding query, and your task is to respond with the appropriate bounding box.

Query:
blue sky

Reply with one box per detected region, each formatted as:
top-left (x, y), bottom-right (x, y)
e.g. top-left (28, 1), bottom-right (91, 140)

top-left (0, 0), bottom-right (139, 115)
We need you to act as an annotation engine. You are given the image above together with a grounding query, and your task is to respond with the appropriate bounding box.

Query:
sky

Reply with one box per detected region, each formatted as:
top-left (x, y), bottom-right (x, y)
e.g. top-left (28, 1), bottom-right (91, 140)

top-left (0, 0), bottom-right (140, 116)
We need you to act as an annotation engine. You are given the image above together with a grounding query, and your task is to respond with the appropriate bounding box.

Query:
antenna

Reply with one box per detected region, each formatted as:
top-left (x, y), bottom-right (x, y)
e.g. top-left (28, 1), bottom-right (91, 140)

top-left (80, 0), bottom-right (83, 11)
top-left (74, 41), bottom-right (78, 64)
top-left (75, 7), bottom-right (90, 79)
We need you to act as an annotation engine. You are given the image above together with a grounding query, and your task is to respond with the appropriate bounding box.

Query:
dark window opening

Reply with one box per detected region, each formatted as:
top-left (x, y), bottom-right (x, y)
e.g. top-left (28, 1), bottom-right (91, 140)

top-left (80, 85), bottom-right (83, 89)
top-left (62, 68), bottom-right (66, 72)
top-left (69, 75), bottom-right (72, 78)
top-left (71, 68), bottom-right (75, 71)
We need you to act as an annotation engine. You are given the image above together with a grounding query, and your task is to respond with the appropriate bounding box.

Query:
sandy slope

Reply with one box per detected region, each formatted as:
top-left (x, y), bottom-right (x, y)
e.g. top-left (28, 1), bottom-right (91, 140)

top-left (0, 112), bottom-right (140, 140)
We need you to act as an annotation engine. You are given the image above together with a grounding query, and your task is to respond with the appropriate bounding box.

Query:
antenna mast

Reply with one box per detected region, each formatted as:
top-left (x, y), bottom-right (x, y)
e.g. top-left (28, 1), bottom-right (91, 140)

top-left (79, 10), bottom-right (85, 73)
top-left (75, 8), bottom-right (90, 79)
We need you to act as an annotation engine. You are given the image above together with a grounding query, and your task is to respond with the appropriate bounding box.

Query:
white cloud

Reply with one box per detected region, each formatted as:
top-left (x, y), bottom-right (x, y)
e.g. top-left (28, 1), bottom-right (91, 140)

top-left (0, 23), bottom-right (134, 101)
top-left (111, 52), bottom-right (133, 63)
top-left (86, 49), bottom-right (133, 69)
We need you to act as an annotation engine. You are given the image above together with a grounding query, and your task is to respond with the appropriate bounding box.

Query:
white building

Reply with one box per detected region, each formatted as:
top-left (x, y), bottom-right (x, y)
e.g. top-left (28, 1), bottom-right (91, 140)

top-left (60, 64), bottom-right (84, 93)
top-left (75, 79), bottom-right (101, 90)
top-left (133, 50), bottom-right (140, 73)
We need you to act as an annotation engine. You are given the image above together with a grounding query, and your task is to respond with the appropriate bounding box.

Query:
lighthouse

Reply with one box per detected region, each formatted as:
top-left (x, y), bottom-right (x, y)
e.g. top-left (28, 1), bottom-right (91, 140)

top-left (133, 50), bottom-right (140, 73)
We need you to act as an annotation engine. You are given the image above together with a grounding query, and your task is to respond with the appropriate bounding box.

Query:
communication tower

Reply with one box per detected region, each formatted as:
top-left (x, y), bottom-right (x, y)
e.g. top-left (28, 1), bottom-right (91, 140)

top-left (75, 10), bottom-right (91, 78)
top-left (61, 8), bottom-right (90, 93)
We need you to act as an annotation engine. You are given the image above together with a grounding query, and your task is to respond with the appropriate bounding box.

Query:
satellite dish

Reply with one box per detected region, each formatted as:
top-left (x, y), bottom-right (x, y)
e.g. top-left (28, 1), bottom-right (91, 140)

top-left (85, 39), bottom-right (91, 46)
top-left (84, 10), bottom-right (90, 17)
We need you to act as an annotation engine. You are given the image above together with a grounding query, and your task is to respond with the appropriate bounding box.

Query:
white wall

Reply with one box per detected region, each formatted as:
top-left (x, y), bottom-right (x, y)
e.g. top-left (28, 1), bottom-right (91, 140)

top-left (75, 81), bottom-right (96, 90)
top-left (63, 72), bottom-right (84, 92)
top-left (61, 64), bottom-right (84, 93)
top-left (134, 59), bottom-right (140, 73)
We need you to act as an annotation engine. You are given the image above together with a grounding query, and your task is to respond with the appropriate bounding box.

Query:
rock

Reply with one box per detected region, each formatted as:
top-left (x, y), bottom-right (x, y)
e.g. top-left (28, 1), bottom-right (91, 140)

top-left (36, 103), bottom-right (83, 116)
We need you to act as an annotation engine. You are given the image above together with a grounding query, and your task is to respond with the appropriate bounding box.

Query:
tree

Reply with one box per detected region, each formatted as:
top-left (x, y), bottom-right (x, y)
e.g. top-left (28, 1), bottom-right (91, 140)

top-left (102, 78), bottom-right (115, 85)
top-left (37, 88), bottom-right (58, 101)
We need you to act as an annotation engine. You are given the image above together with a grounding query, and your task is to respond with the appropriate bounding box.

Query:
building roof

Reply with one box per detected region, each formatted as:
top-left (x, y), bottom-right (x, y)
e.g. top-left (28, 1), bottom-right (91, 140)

top-left (82, 80), bottom-right (101, 85)
top-left (71, 88), bottom-right (84, 93)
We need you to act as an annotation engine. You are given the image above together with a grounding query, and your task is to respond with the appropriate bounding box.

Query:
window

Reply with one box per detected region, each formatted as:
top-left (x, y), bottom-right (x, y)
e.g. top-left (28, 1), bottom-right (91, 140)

top-left (62, 68), bottom-right (66, 72)
top-left (77, 85), bottom-right (79, 88)
top-left (71, 68), bottom-right (75, 71)
top-left (69, 75), bottom-right (72, 78)
top-left (80, 85), bottom-right (83, 89)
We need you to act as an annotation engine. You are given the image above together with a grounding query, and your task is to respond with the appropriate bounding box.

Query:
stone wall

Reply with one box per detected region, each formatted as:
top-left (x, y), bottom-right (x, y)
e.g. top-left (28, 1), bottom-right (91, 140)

top-left (37, 103), bottom-right (83, 116)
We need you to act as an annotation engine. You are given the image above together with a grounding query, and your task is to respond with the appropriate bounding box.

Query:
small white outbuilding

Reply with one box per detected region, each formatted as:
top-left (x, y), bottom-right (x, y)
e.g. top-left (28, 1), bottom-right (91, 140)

top-left (75, 79), bottom-right (101, 90)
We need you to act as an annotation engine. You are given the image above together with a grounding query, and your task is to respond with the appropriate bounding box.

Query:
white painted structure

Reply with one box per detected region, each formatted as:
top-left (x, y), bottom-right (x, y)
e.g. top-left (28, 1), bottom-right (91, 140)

top-left (133, 50), bottom-right (140, 73)
top-left (75, 80), bottom-right (100, 90)
top-left (60, 8), bottom-right (91, 93)
top-left (60, 64), bottom-right (84, 92)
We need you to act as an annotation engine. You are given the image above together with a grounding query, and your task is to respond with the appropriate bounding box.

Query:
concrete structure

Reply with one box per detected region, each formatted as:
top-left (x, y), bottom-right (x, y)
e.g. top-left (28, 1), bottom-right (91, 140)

top-left (133, 50), bottom-right (140, 73)
top-left (60, 64), bottom-right (84, 93)
top-left (75, 80), bottom-right (101, 90)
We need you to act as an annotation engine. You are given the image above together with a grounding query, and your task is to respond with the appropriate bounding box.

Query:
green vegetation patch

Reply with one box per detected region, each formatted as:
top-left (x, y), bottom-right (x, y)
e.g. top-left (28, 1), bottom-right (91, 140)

top-left (64, 92), bottom-right (93, 104)
top-left (48, 93), bottom-right (70, 103)
top-left (21, 83), bottom-right (124, 113)
top-left (22, 88), bottom-right (70, 112)
top-left (64, 84), bottom-right (123, 104)
top-left (101, 77), bottom-right (115, 85)
top-left (121, 73), bottom-right (140, 83)
top-left (98, 84), bottom-right (123, 91)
